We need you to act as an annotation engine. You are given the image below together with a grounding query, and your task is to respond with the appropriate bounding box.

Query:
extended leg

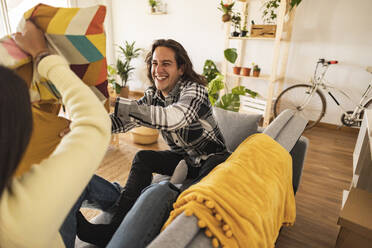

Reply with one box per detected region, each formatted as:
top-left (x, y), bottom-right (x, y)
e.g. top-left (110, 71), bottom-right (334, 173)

top-left (107, 181), bottom-right (180, 248)
top-left (76, 150), bottom-right (183, 247)
top-left (60, 174), bottom-right (121, 248)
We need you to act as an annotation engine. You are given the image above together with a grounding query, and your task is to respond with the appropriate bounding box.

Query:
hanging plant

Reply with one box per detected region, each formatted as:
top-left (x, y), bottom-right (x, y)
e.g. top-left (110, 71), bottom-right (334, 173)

top-left (148, 0), bottom-right (158, 13)
top-left (262, 0), bottom-right (302, 24)
top-left (218, 1), bottom-right (235, 22)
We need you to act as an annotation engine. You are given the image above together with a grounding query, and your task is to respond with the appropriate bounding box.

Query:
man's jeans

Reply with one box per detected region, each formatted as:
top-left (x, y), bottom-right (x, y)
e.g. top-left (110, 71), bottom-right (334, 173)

top-left (106, 181), bottom-right (180, 248)
top-left (60, 174), bottom-right (121, 248)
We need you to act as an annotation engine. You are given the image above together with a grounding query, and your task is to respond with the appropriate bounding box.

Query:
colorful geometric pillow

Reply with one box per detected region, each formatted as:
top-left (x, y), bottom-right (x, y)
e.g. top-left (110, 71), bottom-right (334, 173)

top-left (0, 3), bottom-right (109, 107)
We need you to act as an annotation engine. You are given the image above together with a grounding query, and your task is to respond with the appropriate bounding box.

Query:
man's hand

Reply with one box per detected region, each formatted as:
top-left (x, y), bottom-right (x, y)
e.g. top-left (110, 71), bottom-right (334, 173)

top-left (14, 20), bottom-right (48, 58)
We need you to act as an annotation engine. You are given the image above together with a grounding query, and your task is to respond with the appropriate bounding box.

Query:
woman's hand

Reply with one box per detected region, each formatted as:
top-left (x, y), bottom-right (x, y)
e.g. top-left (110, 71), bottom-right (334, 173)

top-left (14, 20), bottom-right (48, 58)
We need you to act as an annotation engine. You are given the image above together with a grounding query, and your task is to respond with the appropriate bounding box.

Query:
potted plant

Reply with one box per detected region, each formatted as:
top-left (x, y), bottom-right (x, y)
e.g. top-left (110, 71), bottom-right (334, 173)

top-left (230, 12), bottom-right (241, 37)
top-left (148, 0), bottom-right (158, 13)
top-left (252, 63), bottom-right (261, 77)
top-left (218, 1), bottom-right (235, 22)
top-left (205, 59), bottom-right (258, 112)
top-left (240, 26), bottom-right (248, 37)
top-left (116, 41), bottom-right (141, 98)
top-left (207, 73), bottom-right (258, 112)
top-left (240, 18), bottom-right (248, 37)
top-left (224, 48), bottom-right (240, 75)
top-left (241, 66), bottom-right (251, 76)
top-left (216, 86), bottom-right (258, 112)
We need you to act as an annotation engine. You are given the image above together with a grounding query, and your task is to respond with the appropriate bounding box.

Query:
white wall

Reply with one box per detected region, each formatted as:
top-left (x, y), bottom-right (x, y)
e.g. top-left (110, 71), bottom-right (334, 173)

top-left (111, 0), bottom-right (225, 91)
top-left (110, 0), bottom-right (372, 125)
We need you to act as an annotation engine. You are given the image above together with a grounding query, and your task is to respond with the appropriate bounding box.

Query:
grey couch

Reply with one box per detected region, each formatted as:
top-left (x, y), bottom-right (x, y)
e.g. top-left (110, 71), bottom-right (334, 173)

top-left (76, 108), bottom-right (309, 248)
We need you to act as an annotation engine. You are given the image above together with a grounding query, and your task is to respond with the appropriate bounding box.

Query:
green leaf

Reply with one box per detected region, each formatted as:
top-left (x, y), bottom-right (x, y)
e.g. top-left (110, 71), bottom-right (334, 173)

top-left (216, 93), bottom-right (240, 112)
top-left (207, 73), bottom-right (225, 106)
top-left (107, 64), bottom-right (117, 76)
top-left (116, 59), bottom-right (134, 87)
top-left (290, 0), bottom-right (302, 9)
top-left (118, 41), bottom-right (141, 62)
top-left (224, 48), bottom-right (238, 64)
top-left (231, 86), bottom-right (247, 95)
top-left (245, 88), bottom-right (258, 98)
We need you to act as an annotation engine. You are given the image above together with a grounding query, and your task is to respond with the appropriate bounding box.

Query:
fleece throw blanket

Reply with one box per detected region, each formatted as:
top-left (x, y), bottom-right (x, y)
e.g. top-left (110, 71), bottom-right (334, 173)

top-left (163, 134), bottom-right (296, 248)
top-left (0, 4), bottom-right (109, 176)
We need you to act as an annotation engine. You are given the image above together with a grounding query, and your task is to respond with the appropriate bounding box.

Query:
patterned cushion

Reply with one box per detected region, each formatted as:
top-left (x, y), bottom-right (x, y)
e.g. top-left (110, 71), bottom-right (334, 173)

top-left (0, 4), bottom-right (109, 106)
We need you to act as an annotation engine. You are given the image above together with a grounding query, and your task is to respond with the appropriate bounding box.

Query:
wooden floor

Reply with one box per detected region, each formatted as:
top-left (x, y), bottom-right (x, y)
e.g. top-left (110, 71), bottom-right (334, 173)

top-left (87, 125), bottom-right (358, 248)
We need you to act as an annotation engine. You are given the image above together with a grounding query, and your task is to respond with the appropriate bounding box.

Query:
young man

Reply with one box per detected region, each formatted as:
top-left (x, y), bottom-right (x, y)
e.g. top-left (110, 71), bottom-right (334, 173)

top-left (76, 39), bottom-right (229, 246)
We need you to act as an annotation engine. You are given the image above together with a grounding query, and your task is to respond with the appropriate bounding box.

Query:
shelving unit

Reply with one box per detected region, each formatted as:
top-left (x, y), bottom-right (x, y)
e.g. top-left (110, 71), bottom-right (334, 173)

top-left (222, 0), bottom-right (297, 126)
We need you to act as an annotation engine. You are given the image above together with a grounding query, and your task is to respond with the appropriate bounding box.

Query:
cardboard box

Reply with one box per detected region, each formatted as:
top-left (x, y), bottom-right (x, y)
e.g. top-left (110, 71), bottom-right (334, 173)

top-left (335, 188), bottom-right (372, 247)
top-left (250, 25), bottom-right (276, 38)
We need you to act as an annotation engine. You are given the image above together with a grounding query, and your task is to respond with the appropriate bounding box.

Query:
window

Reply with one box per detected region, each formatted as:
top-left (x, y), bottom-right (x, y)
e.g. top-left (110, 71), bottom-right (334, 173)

top-left (0, 0), bottom-right (69, 36)
top-left (0, 0), bottom-right (114, 64)
top-left (0, 0), bottom-right (10, 36)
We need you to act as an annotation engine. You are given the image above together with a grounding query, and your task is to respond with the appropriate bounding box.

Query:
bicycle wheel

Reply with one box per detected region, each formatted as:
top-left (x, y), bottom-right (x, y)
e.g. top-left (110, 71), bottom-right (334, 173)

top-left (274, 84), bottom-right (327, 130)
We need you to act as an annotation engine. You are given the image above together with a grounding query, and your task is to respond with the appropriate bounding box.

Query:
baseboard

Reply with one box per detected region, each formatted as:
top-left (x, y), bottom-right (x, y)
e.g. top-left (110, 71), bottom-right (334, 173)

top-left (309, 122), bottom-right (359, 134)
top-left (259, 117), bottom-right (359, 134)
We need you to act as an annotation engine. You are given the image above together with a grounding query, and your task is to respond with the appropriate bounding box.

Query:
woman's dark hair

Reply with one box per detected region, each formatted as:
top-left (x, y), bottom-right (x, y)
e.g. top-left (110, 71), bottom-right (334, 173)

top-left (0, 65), bottom-right (33, 196)
top-left (145, 39), bottom-right (207, 86)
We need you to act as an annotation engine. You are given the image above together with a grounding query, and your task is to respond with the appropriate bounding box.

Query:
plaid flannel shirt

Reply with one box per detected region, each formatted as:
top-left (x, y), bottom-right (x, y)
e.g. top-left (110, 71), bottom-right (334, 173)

top-left (110, 80), bottom-right (227, 167)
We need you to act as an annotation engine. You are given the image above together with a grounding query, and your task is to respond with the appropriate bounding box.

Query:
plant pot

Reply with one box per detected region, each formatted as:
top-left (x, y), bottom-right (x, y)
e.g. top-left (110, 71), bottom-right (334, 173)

top-left (231, 31), bottom-right (240, 37)
top-left (233, 66), bottom-right (241, 75)
top-left (222, 13), bottom-right (231, 22)
top-left (130, 127), bottom-right (159, 145)
top-left (253, 69), bottom-right (261, 77)
top-left (241, 67), bottom-right (251, 76)
top-left (119, 86), bottom-right (129, 98)
top-left (151, 7), bottom-right (156, 13)
top-left (240, 30), bottom-right (248, 37)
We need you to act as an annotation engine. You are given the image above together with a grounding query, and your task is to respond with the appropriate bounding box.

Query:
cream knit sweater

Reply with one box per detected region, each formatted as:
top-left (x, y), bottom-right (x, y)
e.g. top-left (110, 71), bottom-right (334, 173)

top-left (0, 55), bottom-right (111, 248)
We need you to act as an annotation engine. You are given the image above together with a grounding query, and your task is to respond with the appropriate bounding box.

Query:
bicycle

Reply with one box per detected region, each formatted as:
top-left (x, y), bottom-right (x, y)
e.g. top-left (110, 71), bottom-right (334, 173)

top-left (273, 58), bottom-right (372, 130)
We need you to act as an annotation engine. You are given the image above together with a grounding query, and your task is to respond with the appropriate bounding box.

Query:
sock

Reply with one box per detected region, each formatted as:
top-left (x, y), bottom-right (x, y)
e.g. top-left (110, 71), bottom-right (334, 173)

top-left (76, 211), bottom-right (115, 247)
top-left (170, 159), bottom-right (188, 185)
top-left (76, 195), bottom-right (136, 247)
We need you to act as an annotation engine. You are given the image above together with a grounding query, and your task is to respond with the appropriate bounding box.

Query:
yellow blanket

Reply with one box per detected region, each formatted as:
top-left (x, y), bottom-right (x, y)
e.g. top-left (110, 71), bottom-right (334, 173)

top-left (163, 133), bottom-right (296, 248)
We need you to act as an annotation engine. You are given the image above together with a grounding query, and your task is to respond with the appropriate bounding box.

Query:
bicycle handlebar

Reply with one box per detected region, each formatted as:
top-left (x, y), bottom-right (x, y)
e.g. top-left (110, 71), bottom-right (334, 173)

top-left (328, 60), bottom-right (338, 64)
top-left (318, 58), bottom-right (338, 65)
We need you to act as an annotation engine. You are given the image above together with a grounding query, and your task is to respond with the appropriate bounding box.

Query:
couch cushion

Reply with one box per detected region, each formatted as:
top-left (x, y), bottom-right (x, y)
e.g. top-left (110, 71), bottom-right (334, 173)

top-left (213, 107), bottom-right (261, 152)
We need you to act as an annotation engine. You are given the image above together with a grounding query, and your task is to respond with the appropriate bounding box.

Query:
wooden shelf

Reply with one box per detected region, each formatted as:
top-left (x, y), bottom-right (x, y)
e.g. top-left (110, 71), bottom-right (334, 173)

top-left (229, 36), bottom-right (275, 41)
top-left (222, 0), bottom-right (296, 126)
top-left (226, 73), bottom-right (270, 81)
top-left (149, 11), bottom-right (167, 15)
